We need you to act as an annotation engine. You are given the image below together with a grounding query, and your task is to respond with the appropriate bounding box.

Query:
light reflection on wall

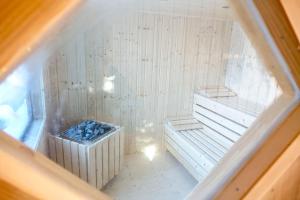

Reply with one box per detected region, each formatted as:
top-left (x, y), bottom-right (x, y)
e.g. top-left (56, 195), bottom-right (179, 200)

top-left (103, 75), bottom-right (115, 93)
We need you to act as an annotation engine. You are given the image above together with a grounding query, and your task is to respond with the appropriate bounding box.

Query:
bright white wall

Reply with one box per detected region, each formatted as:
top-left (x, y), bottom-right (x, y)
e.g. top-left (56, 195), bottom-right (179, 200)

top-left (225, 22), bottom-right (281, 108)
top-left (44, 10), bottom-right (234, 153)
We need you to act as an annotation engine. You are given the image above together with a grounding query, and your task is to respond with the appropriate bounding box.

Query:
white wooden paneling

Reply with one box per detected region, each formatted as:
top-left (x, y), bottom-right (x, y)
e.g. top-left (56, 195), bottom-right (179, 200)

top-left (96, 142), bottom-right (103, 189)
top-left (44, 12), bottom-right (234, 153)
top-left (70, 141), bottom-right (80, 176)
top-left (78, 144), bottom-right (87, 181)
top-left (102, 138), bottom-right (109, 186)
top-left (114, 133), bottom-right (120, 175)
top-left (108, 135), bottom-right (115, 180)
top-left (120, 129), bottom-right (125, 168)
top-left (224, 22), bottom-right (281, 109)
top-left (63, 140), bottom-right (72, 171)
top-left (87, 146), bottom-right (97, 186)
top-left (48, 136), bottom-right (57, 162)
top-left (48, 128), bottom-right (123, 189)
top-left (42, 0), bottom-right (279, 154)
top-left (55, 137), bottom-right (64, 166)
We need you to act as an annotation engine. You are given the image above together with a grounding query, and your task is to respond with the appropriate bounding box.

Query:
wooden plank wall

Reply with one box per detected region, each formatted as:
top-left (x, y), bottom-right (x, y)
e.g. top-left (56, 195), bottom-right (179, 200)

top-left (43, 0), bottom-right (280, 154)
top-left (224, 22), bottom-right (281, 110)
top-left (44, 12), bottom-right (233, 153)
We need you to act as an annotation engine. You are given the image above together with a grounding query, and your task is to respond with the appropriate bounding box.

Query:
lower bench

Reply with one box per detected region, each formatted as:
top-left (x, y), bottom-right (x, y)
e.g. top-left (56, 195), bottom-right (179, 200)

top-left (164, 94), bottom-right (257, 181)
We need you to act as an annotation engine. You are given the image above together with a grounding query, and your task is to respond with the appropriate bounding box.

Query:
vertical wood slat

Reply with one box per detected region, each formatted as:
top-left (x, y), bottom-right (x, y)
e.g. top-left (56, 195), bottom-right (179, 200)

top-left (70, 141), bottom-right (80, 176)
top-left (102, 138), bottom-right (109, 186)
top-left (87, 146), bottom-right (96, 187)
top-left (108, 135), bottom-right (115, 180)
top-left (55, 137), bottom-right (64, 167)
top-left (114, 133), bottom-right (120, 175)
top-left (63, 140), bottom-right (72, 172)
top-left (120, 129), bottom-right (125, 168)
top-left (78, 144), bottom-right (87, 181)
top-left (48, 135), bottom-right (56, 162)
top-left (96, 142), bottom-right (103, 189)
top-left (49, 127), bottom-right (123, 188)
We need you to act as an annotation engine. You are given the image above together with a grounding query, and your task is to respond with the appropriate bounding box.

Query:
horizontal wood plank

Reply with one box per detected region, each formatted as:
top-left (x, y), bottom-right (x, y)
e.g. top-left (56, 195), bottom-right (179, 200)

top-left (194, 94), bottom-right (256, 127)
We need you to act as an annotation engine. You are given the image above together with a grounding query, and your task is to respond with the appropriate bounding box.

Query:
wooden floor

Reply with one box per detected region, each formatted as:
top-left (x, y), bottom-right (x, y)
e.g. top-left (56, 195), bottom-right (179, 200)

top-left (103, 151), bottom-right (197, 200)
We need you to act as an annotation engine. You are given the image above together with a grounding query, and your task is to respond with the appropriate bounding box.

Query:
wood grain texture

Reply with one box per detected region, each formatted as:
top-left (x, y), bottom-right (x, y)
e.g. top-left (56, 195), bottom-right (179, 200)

top-left (280, 0), bottom-right (300, 42)
top-left (96, 142), bottom-right (103, 189)
top-left (0, 131), bottom-right (111, 199)
top-left (87, 146), bottom-right (96, 186)
top-left (47, 129), bottom-right (123, 189)
top-left (244, 133), bottom-right (300, 200)
top-left (43, 2), bottom-right (277, 154)
top-left (224, 23), bottom-right (281, 108)
top-left (209, 1), bottom-right (300, 199)
top-left (102, 139), bottom-right (109, 186)
top-left (254, 0), bottom-right (300, 89)
top-left (165, 94), bottom-right (255, 182)
top-left (0, 179), bottom-right (37, 200)
top-left (44, 13), bottom-right (233, 153)
top-left (0, 0), bottom-right (81, 82)
top-left (188, 95), bottom-right (296, 200)
top-left (214, 103), bottom-right (300, 200)
top-left (187, 0), bottom-right (299, 198)
top-left (280, 0), bottom-right (300, 44)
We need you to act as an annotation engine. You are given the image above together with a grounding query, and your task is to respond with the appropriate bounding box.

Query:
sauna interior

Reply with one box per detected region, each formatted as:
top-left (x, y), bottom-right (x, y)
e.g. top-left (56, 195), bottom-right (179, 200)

top-left (1, 0), bottom-right (298, 199)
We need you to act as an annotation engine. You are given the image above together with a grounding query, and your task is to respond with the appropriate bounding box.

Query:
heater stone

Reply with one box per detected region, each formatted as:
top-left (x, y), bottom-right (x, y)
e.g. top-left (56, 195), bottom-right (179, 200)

top-left (61, 120), bottom-right (116, 143)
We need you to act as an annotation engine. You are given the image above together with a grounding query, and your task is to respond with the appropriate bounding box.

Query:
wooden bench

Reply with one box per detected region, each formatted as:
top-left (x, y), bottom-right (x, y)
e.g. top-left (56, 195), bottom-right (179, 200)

top-left (164, 93), bottom-right (257, 181)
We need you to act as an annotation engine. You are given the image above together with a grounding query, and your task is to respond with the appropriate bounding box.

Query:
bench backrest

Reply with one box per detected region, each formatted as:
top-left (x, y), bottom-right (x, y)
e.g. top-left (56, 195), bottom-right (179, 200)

top-left (193, 94), bottom-right (256, 142)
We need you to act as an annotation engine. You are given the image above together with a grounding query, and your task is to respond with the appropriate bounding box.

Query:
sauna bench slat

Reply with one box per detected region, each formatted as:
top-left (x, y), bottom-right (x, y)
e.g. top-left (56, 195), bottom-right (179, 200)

top-left (164, 93), bottom-right (256, 182)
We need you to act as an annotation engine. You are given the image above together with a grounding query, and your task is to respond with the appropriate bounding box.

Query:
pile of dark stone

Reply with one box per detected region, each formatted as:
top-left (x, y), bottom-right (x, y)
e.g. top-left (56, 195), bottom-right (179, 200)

top-left (61, 120), bottom-right (115, 144)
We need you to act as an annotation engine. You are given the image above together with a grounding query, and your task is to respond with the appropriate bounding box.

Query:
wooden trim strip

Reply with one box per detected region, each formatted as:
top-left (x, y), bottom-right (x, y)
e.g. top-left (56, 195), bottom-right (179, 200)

top-left (215, 103), bottom-right (300, 199)
top-left (0, 131), bottom-right (111, 199)
top-left (255, 0), bottom-right (300, 89)
top-left (0, 0), bottom-right (82, 82)
top-left (244, 132), bottom-right (300, 199)
top-left (280, 0), bottom-right (300, 44)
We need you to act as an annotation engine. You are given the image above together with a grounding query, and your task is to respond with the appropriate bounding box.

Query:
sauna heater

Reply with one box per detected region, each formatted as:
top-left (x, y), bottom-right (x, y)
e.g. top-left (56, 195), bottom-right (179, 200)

top-left (49, 120), bottom-right (124, 189)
